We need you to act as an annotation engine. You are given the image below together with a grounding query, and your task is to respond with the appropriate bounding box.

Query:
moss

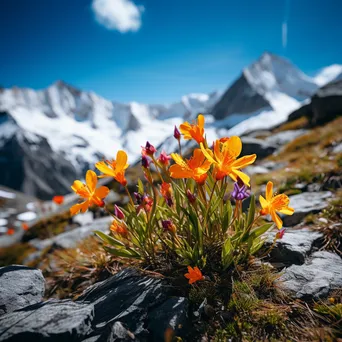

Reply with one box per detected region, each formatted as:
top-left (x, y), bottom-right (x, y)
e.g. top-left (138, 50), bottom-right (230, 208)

top-left (0, 243), bottom-right (36, 267)
top-left (273, 116), bottom-right (309, 133)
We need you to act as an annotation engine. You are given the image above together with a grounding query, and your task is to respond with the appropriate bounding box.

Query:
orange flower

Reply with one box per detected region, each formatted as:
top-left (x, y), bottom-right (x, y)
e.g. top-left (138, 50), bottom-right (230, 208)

top-left (110, 220), bottom-right (129, 238)
top-left (170, 149), bottom-right (212, 185)
top-left (70, 170), bottom-right (109, 215)
top-left (259, 181), bottom-right (295, 229)
top-left (179, 114), bottom-right (205, 144)
top-left (160, 182), bottom-right (173, 206)
top-left (200, 136), bottom-right (256, 185)
top-left (95, 150), bottom-right (129, 186)
top-left (52, 195), bottom-right (64, 205)
top-left (7, 228), bottom-right (15, 235)
top-left (22, 223), bottom-right (29, 231)
top-left (184, 266), bottom-right (204, 284)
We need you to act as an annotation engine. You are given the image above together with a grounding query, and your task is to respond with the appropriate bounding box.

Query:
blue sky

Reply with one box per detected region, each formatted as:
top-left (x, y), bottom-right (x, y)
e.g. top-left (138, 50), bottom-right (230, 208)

top-left (0, 0), bottom-right (341, 103)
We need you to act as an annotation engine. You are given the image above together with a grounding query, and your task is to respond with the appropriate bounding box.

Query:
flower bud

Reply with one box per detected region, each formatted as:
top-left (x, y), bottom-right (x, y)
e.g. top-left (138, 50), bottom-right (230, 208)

top-left (186, 190), bottom-right (196, 204)
top-left (141, 155), bottom-right (151, 168)
top-left (162, 219), bottom-right (176, 234)
top-left (142, 141), bottom-right (156, 156)
top-left (114, 205), bottom-right (125, 220)
top-left (275, 228), bottom-right (286, 239)
top-left (174, 126), bottom-right (181, 140)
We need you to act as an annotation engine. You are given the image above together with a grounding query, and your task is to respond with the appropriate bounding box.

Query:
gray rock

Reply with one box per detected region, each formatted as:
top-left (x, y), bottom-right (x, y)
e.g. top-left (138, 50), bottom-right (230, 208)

top-left (261, 161), bottom-right (286, 171)
top-left (332, 142), bottom-right (342, 154)
top-left (0, 265), bottom-right (45, 316)
top-left (148, 297), bottom-right (188, 341)
top-left (265, 129), bottom-right (308, 148)
top-left (279, 251), bottom-right (342, 299)
top-left (241, 137), bottom-right (277, 159)
top-left (266, 228), bottom-right (323, 265)
top-left (245, 165), bottom-right (269, 175)
top-left (29, 216), bottom-right (112, 250)
top-left (77, 268), bottom-right (169, 339)
top-left (284, 191), bottom-right (332, 226)
top-left (0, 300), bottom-right (94, 341)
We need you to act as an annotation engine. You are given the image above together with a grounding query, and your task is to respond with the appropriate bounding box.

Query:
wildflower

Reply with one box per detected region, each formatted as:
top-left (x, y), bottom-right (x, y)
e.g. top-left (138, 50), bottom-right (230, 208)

top-left (275, 228), bottom-right (286, 239)
top-left (174, 125), bottom-right (181, 140)
top-left (22, 223), bottom-right (29, 231)
top-left (142, 141), bottom-right (157, 156)
top-left (200, 136), bottom-right (256, 185)
top-left (135, 193), bottom-right (153, 213)
top-left (184, 266), bottom-right (204, 284)
top-left (142, 155), bottom-right (151, 168)
top-left (186, 190), bottom-right (196, 204)
top-left (110, 220), bottom-right (128, 238)
top-left (160, 182), bottom-right (173, 207)
top-left (7, 228), bottom-right (15, 235)
top-left (114, 205), bottom-right (125, 220)
top-left (170, 149), bottom-right (212, 185)
top-left (70, 170), bottom-right (109, 215)
top-left (179, 114), bottom-right (205, 144)
top-left (52, 195), bottom-right (64, 205)
top-left (231, 181), bottom-right (250, 201)
top-left (162, 219), bottom-right (177, 234)
top-left (158, 150), bottom-right (171, 166)
top-left (259, 181), bottom-right (294, 229)
top-left (95, 150), bottom-right (128, 186)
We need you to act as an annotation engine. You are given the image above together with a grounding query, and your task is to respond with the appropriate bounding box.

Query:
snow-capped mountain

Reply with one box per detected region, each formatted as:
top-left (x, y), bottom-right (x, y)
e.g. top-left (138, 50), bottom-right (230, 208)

top-left (314, 64), bottom-right (342, 86)
top-left (0, 52), bottom-right (339, 198)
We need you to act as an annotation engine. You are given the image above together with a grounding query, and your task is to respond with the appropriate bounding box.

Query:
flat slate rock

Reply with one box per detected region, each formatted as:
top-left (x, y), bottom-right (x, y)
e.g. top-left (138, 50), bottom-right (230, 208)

top-left (284, 191), bottom-right (332, 226)
top-left (279, 251), bottom-right (342, 299)
top-left (0, 300), bottom-right (94, 342)
top-left (266, 228), bottom-right (323, 265)
top-left (265, 129), bottom-right (308, 148)
top-left (0, 265), bottom-right (45, 316)
top-left (241, 137), bottom-right (277, 159)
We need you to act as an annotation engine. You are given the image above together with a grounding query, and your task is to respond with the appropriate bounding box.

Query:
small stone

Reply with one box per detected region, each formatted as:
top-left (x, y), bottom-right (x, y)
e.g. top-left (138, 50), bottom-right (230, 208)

top-left (318, 217), bottom-right (328, 224)
top-left (0, 265), bottom-right (45, 316)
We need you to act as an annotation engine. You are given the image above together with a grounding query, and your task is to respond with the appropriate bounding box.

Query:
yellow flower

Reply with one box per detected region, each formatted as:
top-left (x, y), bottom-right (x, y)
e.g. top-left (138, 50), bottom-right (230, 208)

top-left (110, 220), bottom-right (129, 238)
top-left (170, 149), bottom-right (212, 184)
top-left (259, 181), bottom-right (295, 229)
top-left (95, 150), bottom-right (129, 186)
top-left (179, 114), bottom-right (205, 144)
top-left (70, 170), bottom-right (109, 215)
top-left (200, 136), bottom-right (256, 185)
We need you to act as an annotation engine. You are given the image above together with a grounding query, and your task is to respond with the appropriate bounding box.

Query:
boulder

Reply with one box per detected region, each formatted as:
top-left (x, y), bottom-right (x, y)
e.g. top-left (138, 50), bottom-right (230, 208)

top-left (266, 228), bottom-right (323, 265)
top-left (279, 251), bottom-right (342, 299)
top-left (284, 191), bottom-right (332, 226)
top-left (0, 300), bottom-right (94, 341)
top-left (0, 265), bottom-right (45, 316)
top-left (241, 137), bottom-right (277, 159)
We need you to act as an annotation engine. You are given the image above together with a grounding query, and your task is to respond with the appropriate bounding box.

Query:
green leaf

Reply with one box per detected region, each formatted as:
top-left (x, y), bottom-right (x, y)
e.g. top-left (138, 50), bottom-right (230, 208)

top-left (249, 223), bottom-right (273, 239)
top-left (137, 178), bottom-right (144, 194)
top-left (94, 231), bottom-right (125, 247)
top-left (247, 194), bottom-right (255, 228)
top-left (221, 237), bottom-right (234, 270)
top-left (103, 246), bottom-right (141, 259)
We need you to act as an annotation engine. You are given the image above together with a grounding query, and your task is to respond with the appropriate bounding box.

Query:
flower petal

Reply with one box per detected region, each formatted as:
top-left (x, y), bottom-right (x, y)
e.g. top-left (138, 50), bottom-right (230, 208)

top-left (230, 169), bottom-right (250, 187)
top-left (71, 180), bottom-right (89, 198)
top-left (200, 143), bottom-right (217, 164)
top-left (86, 170), bottom-right (98, 193)
top-left (95, 161), bottom-right (115, 177)
top-left (223, 136), bottom-right (242, 159)
top-left (179, 122), bottom-right (192, 139)
top-left (116, 150), bottom-right (128, 170)
top-left (169, 164), bottom-right (193, 179)
top-left (259, 195), bottom-right (268, 209)
top-left (95, 186), bottom-right (110, 199)
top-left (266, 181), bottom-right (273, 201)
top-left (270, 209), bottom-right (283, 229)
top-left (278, 206), bottom-right (295, 215)
top-left (232, 154), bottom-right (257, 169)
top-left (197, 114), bottom-right (205, 129)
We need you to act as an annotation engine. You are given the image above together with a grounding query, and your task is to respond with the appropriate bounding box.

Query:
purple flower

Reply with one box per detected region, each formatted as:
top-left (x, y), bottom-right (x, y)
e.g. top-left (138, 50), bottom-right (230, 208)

top-left (162, 219), bottom-right (176, 234)
top-left (174, 126), bottom-right (181, 140)
top-left (134, 192), bottom-right (143, 204)
top-left (142, 141), bottom-right (157, 156)
top-left (186, 190), bottom-right (196, 204)
top-left (141, 155), bottom-right (151, 168)
top-left (231, 182), bottom-right (250, 201)
top-left (114, 205), bottom-right (125, 220)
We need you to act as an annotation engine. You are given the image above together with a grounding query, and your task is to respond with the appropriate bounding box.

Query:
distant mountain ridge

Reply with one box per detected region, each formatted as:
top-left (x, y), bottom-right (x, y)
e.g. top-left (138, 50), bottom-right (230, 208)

top-left (0, 52), bottom-right (340, 198)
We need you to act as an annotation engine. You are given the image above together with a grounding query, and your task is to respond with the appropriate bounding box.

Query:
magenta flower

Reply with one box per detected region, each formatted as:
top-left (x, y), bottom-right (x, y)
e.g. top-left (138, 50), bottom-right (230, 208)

top-left (158, 150), bottom-right (171, 166)
top-left (186, 190), bottom-right (196, 204)
top-left (174, 126), bottom-right (181, 140)
top-left (275, 228), bottom-right (286, 239)
top-left (142, 141), bottom-right (157, 156)
top-left (231, 182), bottom-right (250, 201)
top-left (114, 205), bottom-right (125, 220)
top-left (141, 155), bottom-right (151, 168)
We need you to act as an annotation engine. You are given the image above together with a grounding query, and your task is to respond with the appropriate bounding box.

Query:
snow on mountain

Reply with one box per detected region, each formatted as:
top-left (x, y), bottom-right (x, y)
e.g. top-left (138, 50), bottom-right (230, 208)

top-left (314, 64), bottom-right (342, 86)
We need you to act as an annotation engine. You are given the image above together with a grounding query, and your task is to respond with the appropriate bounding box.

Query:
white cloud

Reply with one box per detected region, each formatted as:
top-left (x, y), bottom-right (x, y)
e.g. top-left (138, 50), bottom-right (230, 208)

top-left (282, 22), bottom-right (287, 48)
top-left (92, 0), bottom-right (144, 33)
